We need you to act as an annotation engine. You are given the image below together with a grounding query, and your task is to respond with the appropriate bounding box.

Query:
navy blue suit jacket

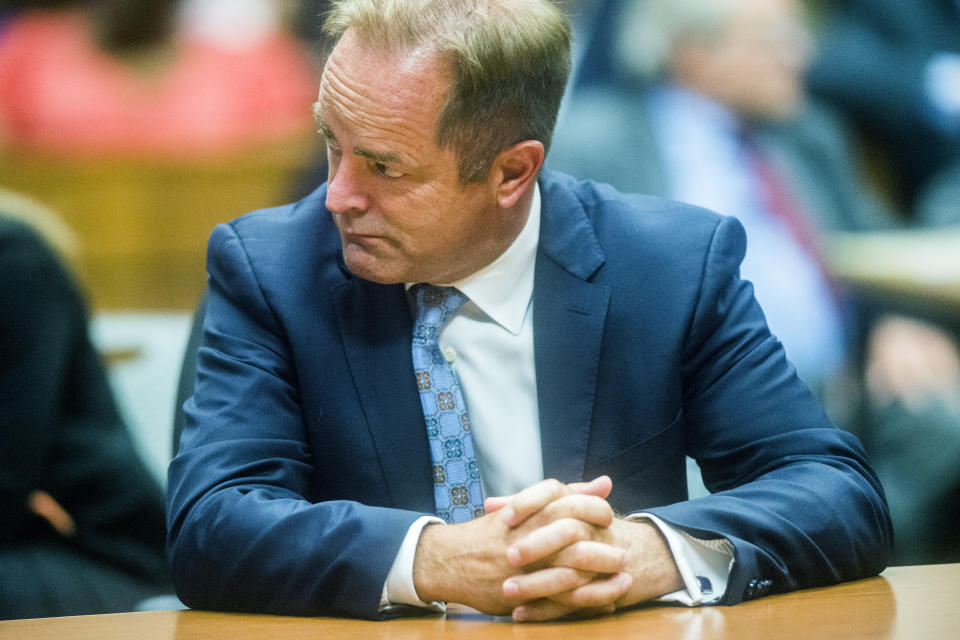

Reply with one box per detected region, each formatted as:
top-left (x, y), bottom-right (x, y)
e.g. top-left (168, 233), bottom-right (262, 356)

top-left (167, 170), bottom-right (892, 619)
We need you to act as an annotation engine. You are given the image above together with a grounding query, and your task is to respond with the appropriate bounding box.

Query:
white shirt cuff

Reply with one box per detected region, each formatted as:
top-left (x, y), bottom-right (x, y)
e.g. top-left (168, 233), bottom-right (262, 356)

top-left (628, 512), bottom-right (734, 606)
top-left (378, 516), bottom-right (446, 613)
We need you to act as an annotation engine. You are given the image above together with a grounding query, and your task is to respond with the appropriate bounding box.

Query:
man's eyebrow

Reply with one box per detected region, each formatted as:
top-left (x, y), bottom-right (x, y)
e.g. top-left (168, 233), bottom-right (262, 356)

top-left (313, 104), bottom-right (400, 163)
top-left (352, 146), bottom-right (400, 164)
top-left (313, 104), bottom-right (336, 141)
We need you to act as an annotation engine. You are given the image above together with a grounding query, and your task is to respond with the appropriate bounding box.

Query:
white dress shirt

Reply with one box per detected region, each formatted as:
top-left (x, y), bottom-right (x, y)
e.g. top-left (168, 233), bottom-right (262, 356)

top-left (382, 183), bottom-right (733, 612)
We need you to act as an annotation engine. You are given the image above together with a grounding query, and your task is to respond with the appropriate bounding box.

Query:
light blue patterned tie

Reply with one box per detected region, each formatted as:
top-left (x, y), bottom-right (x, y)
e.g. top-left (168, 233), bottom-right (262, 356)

top-left (411, 284), bottom-right (484, 523)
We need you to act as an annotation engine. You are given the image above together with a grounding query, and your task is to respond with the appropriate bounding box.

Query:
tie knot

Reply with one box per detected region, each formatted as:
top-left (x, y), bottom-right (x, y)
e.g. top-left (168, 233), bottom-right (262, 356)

top-left (413, 285), bottom-right (468, 330)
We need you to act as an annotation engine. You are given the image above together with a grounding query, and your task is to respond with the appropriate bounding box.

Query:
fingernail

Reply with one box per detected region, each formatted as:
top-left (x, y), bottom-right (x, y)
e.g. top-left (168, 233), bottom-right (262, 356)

top-left (506, 546), bottom-right (523, 565)
top-left (500, 507), bottom-right (515, 525)
top-left (512, 607), bottom-right (527, 622)
top-left (619, 573), bottom-right (633, 590)
top-left (502, 579), bottom-right (519, 597)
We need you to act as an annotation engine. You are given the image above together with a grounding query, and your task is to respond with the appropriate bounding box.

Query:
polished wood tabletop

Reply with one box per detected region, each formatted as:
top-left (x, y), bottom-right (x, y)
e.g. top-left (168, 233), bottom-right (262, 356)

top-left (827, 228), bottom-right (960, 316)
top-left (1, 564), bottom-right (956, 639)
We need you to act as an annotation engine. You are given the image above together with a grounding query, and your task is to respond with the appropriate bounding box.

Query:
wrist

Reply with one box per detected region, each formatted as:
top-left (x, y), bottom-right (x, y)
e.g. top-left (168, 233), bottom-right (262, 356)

top-left (412, 522), bottom-right (451, 604)
top-left (613, 519), bottom-right (684, 608)
top-left (411, 514), bottom-right (517, 616)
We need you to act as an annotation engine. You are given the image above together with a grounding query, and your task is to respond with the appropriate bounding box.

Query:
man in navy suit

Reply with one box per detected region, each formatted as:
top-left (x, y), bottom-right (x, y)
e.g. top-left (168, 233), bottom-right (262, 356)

top-left (167, 0), bottom-right (892, 622)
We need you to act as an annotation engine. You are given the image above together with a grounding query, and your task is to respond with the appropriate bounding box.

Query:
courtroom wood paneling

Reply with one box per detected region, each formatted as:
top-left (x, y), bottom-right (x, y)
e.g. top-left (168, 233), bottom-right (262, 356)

top-left (1, 134), bottom-right (319, 310)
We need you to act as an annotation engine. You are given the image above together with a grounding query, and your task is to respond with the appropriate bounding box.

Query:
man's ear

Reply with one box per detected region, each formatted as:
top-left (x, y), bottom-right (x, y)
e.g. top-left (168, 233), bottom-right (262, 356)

top-left (490, 140), bottom-right (544, 209)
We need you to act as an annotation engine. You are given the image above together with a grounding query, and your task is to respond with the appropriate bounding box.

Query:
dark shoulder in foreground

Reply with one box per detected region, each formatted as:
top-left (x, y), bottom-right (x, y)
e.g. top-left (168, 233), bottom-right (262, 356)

top-left (0, 214), bottom-right (58, 257)
top-left (0, 215), bottom-right (78, 297)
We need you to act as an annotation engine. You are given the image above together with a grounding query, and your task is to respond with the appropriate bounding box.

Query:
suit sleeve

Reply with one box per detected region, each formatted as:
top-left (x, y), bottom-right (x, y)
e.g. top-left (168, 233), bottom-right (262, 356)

top-left (166, 222), bottom-right (425, 619)
top-left (645, 215), bottom-right (893, 604)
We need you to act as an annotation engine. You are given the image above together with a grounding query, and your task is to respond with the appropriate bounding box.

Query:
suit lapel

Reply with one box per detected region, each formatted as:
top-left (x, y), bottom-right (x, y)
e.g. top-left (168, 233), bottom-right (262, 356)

top-left (332, 278), bottom-right (436, 513)
top-left (534, 174), bottom-right (609, 483)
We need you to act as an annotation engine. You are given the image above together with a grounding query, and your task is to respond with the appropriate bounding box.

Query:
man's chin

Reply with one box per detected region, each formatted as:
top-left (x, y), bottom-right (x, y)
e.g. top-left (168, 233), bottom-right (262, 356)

top-left (342, 253), bottom-right (406, 285)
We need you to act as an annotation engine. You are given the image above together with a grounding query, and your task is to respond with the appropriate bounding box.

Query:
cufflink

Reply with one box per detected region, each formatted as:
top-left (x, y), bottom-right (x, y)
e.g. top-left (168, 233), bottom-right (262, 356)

top-left (697, 576), bottom-right (713, 595)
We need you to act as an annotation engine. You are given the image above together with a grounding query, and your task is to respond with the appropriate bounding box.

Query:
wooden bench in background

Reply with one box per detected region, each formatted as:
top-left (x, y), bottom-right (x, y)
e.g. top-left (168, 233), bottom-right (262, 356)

top-left (1, 133), bottom-right (318, 311)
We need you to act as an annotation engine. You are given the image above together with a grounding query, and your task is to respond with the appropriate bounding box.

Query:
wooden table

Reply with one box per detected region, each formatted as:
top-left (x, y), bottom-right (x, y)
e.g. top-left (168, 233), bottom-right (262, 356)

top-left (827, 229), bottom-right (960, 317)
top-left (1, 564), bottom-right (955, 639)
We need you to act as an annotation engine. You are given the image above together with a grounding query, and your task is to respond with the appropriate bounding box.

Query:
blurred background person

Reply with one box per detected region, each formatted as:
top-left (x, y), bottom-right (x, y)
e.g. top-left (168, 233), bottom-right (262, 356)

top-left (807, 0), bottom-right (960, 223)
top-left (0, 0), bottom-right (343, 621)
top-left (0, 0), bottom-right (321, 311)
top-left (0, 189), bottom-right (171, 620)
top-left (0, 0), bottom-right (323, 495)
top-left (551, 0), bottom-right (886, 404)
top-left (0, 0), bottom-right (317, 157)
top-left (548, 0), bottom-right (960, 564)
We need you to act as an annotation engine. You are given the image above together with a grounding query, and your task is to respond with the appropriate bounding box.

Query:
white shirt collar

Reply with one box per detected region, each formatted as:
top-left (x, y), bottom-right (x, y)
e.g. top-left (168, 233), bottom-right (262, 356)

top-left (406, 182), bottom-right (540, 336)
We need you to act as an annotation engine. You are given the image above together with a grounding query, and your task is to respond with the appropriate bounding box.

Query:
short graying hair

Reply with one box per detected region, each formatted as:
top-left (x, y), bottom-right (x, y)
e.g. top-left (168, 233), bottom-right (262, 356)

top-left (616, 0), bottom-right (734, 79)
top-left (322, 0), bottom-right (572, 183)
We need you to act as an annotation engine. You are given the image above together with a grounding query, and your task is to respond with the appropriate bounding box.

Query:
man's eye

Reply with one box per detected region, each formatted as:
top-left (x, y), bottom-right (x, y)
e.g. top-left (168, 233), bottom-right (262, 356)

top-left (376, 163), bottom-right (405, 179)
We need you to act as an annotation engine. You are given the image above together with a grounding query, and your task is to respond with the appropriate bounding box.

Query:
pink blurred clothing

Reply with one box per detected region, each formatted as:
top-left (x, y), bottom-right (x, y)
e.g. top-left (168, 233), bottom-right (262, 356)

top-left (0, 11), bottom-right (318, 157)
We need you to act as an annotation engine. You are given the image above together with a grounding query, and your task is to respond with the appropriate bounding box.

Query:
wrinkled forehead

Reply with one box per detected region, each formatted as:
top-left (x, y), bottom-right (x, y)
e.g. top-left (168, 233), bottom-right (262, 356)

top-left (314, 29), bottom-right (454, 161)
top-left (319, 29), bottom-right (449, 106)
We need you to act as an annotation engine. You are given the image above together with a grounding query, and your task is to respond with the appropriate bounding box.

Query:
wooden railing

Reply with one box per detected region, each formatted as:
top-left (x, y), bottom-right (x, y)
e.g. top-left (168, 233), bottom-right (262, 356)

top-left (1, 133), bottom-right (319, 310)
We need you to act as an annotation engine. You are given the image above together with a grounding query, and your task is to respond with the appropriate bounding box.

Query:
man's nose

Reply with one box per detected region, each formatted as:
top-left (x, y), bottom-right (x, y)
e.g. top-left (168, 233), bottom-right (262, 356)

top-left (326, 156), bottom-right (369, 214)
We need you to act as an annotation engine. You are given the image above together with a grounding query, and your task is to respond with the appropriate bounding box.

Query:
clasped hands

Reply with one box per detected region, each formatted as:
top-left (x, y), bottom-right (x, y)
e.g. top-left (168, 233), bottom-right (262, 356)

top-left (412, 476), bottom-right (681, 622)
